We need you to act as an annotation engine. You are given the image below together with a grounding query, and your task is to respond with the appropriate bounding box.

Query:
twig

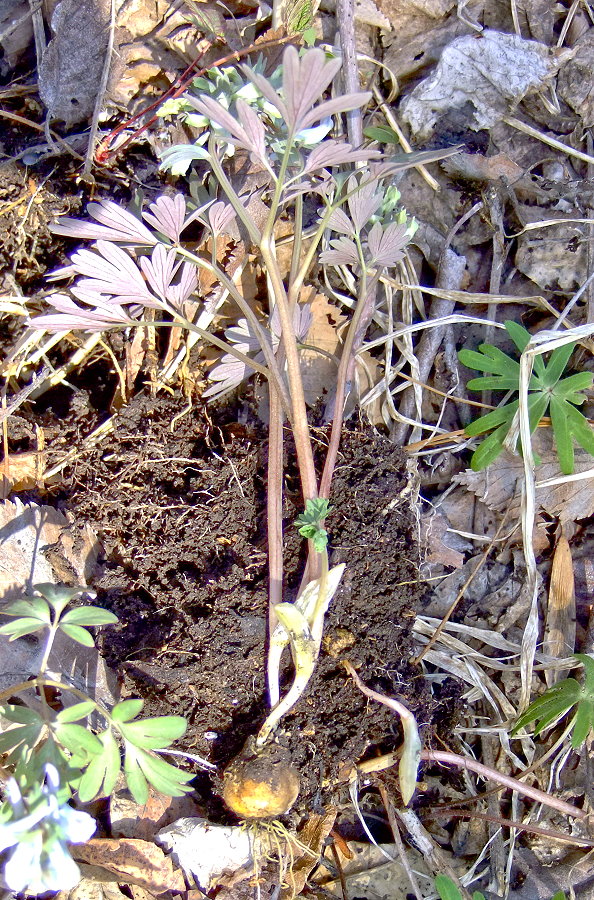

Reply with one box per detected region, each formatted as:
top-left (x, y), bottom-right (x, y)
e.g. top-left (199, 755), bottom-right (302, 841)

top-left (336, 0), bottom-right (362, 147)
top-left (83, 0), bottom-right (116, 177)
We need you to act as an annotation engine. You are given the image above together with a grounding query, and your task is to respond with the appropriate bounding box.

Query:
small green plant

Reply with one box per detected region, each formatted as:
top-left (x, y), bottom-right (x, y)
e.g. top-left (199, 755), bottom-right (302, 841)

top-left (295, 497), bottom-right (331, 552)
top-left (0, 583), bottom-right (192, 893)
top-left (458, 320), bottom-right (594, 473)
top-left (434, 874), bottom-right (566, 900)
top-left (512, 653), bottom-right (594, 748)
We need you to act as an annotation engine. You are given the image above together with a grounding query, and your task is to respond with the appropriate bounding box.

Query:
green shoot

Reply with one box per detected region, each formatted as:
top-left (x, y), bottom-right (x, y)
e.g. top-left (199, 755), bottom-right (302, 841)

top-left (459, 321), bottom-right (594, 473)
top-left (295, 497), bottom-right (332, 552)
top-left (512, 654), bottom-right (594, 749)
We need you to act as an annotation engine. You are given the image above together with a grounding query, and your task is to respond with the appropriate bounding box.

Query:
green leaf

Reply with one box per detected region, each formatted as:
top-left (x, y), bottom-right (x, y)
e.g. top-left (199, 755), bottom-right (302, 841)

top-left (78, 730), bottom-right (121, 801)
top-left (54, 723), bottom-right (103, 758)
top-left (434, 874), bottom-right (463, 900)
top-left (575, 653), bottom-right (594, 687)
top-left (35, 583), bottom-right (89, 614)
top-left (550, 395), bottom-right (574, 475)
top-left (571, 699), bottom-right (594, 748)
top-left (0, 597), bottom-right (51, 622)
top-left (466, 374), bottom-right (522, 391)
top-left (132, 747), bottom-right (194, 797)
top-left (119, 715), bottom-right (187, 750)
top-left (0, 617), bottom-right (47, 640)
top-left (470, 422), bottom-right (510, 471)
top-left (504, 320), bottom-right (531, 355)
top-left (112, 699), bottom-right (145, 723)
top-left (0, 723), bottom-right (43, 755)
top-left (552, 372), bottom-right (593, 398)
top-left (458, 345), bottom-right (520, 378)
top-left (363, 125), bottom-right (400, 145)
top-left (0, 704), bottom-right (44, 725)
top-left (59, 623), bottom-right (95, 647)
top-left (565, 404), bottom-right (594, 458)
top-left (55, 701), bottom-right (97, 724)
top-left (123, 746), bottom-right (149, 804)
top-left (465, 402), bottom-right (518, 437)
top-left (60, 606), bottom-right (118, 627)
top-left (542, 341), bottom-right (576, 387)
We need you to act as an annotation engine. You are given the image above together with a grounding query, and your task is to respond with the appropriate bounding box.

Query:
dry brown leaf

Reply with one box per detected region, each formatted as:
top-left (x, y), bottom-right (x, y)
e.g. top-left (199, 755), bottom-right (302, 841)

top-left (0, 0), bottom-right (33, 70)
top-left (544, 535), bottom-right (576, 685)
top-left (420, 509), bottom-right (464, 569)
top-left (515, 221), bottom-right (588, 292)
top-left (442, 151), bottom-right (524, 184)
top-left (73, 838), bottom-right (186, 895)
top-left (110, 785), bottom-right (203, 841)
top-left (301, 290), bottom-right (345, 407)
top-left (454, 432), bottom-right (594, 526)
top-left (39, 0), bottom-right (118, 126)
top-left (401, 30), bottom-right (563, 141)
top-left (558, 31), bottom-right (594, 125)
top-left (0, 449), bottom-right (46, 498)
top-left (279, 809), bottom-right (337, 899)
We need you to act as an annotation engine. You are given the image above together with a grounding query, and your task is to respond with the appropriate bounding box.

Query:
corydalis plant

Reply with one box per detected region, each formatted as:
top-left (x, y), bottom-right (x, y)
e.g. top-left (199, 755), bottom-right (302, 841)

top-left (29, 45), bottom-right (430, 758)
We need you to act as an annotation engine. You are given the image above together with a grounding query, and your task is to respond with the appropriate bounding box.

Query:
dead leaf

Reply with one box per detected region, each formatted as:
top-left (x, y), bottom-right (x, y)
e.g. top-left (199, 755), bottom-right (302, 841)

top-left (280, 809), bottom-right (336, 899)
top-left (401, 30), bottom-right (564, 140)
top-left (110, 784), bottom-right (203, 840)
top-left (442, 151), bottom-right (524, 184)
top-left (0, 449), bottom-right (46, 498)
top-left (0, 0), bottom-right (33, 71)
top-left (73, 838), bottom-right (186, 895)
top-left (454, 431), bottom-right (594, 526)
top-left (558, 31), bottom-right (594, 126)
top-left (544, 535), bottom-right (576, 685)
top-left (156, 818), bottom-right (255, 891)
top-left (301, 290), bottom-right (345, 407)
top-left (420, 509), bottom-right (464, 569)
top-left (515, 220), bottom-right (588, 292)
top-left (39, 0), bottom-right (119, 126)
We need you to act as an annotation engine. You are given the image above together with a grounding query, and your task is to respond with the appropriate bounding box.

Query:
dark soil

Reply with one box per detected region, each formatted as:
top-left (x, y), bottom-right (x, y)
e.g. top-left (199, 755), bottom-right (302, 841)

top-left (42, 391), bottom-right (438, 818)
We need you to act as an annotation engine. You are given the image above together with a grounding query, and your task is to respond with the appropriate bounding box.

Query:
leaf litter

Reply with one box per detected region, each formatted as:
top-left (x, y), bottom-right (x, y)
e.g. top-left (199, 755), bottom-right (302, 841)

top-left (3, 0), bottom-right (594, 897)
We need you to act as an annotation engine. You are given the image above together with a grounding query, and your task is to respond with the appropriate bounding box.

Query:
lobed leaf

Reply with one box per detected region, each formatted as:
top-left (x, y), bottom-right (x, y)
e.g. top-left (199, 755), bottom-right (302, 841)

top-left (55, 701), bottom-right (97, 724)
top-left (54, 722), bottom-right (103, 758)
top-left (78, 729), bottom-right (121, 801)
top-left (542, 341), bottom-right (576, 388)
top-left (0, 617), bottom-right (47, 640)
top-left (0, 597), bottom-right (51, 622)
top-left (59, 623), bottom-right (96, 647)
top-left (111, 699), bottom-right (145, 722)
top-left (119, 715), bottom-right (187, 750)
top-left (60, 606), bottom-right (118, 627)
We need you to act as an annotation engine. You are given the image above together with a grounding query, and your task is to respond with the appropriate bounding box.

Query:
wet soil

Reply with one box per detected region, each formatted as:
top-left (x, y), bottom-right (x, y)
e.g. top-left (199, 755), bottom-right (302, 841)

top-left (41, 391), bottom-right (438, 817)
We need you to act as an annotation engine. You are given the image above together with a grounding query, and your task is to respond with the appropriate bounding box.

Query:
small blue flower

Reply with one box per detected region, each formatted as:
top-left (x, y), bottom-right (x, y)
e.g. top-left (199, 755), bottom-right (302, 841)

top-left (0, 764), bottom-right (96, 893)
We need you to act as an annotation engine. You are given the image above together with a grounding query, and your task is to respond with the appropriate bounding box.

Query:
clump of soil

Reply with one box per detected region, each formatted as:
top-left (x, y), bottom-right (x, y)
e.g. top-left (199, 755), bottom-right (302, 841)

top-left (52, 392), bottom-right (436, 815)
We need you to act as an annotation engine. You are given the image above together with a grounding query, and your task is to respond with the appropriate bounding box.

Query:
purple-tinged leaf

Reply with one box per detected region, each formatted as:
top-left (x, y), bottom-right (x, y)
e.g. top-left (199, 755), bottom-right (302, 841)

top-left (142, 194), bottom-right (188, 242)
top-left (348, 177), bottom-right (383, 233)
top-left (187, 95), bottom-right (264, 160)
top-left (140, 245), bottom-right (179, 301)
top-left (241, 69), bottom-right (288, 121)
top-left (367, 221), bottom-right (409, 266)
top-left (326, 208), bottom-right (355, 236)
top-left (51, 199), bottom-right (158, 245)
top-left (282, 47), bottom-right (342, 133)
top-left (29, 293), bottom-right (134, 332)
top-left (70, 241), bottom-right (155, 304)
top-left (208, 201), bottom-right (237, 236)
top-left (299, 93), bottom-right (371, 132)
top-left (167, 262), bottom-right (198, 309)
top-left (319, 237), bottom-right (360, 266)
top-left (303, 141), bottom-right (380, 174)
top-left (236, 100), bottom-right (268, 165)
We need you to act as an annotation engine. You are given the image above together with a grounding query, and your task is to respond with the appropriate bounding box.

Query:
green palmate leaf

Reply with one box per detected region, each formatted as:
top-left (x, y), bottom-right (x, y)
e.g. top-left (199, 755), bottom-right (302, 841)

top-left (55, 701), bottom-right (97, 723)
top-left (552, 371), bottom-right (593, 399)
top-left (119, 715), bottom-right (187, 750)
top-left (466, 374), bottom-right (521, 391)
top-left (465, 401), bottom-right (518, 437)
top-left (542, 341), bottom-right (576, 387)
top-left (0, 617), bottom-right (48, 640)
top-left (111, 699), bottom-right (145, 722)
top-left (0, 722), bottom-right (44, 755)
top-left (128, 746), bottom-right (194, 797)
top-left (78, 730), bottom-right (121, 801)
top-left (124, 746), bottom-right (149, 804)
top-left (458, 345), bottom-right (520, 377)
top-left (0, 596), bottom-right (51, 622)
top-left (54, 722), bottom-right (103, 758)
top-left (572, 698), bottom-right (594, 748)
top-left (565, 403), bottom-right (594, 456)
top-left (504, 320), bottom-right (531, 354)
top-left (60, 606), bottom-right (119, 627)
top-left (550, 395), bottom-right (573, 475)
top-left (35, 582), bottom-right (89, 614)
top-left (469, 422), bottom-right (510, 470)
top-left (0, 704), bottom-right (44, 725)
top-left (59, 623), bottom-right (96, 647)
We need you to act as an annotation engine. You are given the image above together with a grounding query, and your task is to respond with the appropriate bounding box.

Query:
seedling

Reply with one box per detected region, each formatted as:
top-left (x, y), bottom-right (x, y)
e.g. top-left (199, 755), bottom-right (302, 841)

top-left (512, 654), bottom-right (594, 748)
top-left (434, 874), bottom-right (566, 900)
top-left (0, 583), bottom-right (192, 892)
top-left (459, 320), bottom-right (594, 473)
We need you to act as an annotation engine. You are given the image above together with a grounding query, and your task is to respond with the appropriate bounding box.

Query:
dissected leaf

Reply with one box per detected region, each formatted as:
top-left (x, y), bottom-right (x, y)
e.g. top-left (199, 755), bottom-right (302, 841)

top-left (78, 730), bottom-right (121, 802)
top-left (112, 699), bottom-right (145, 722)
top-left (119, 716), bottom-right (187, 750)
